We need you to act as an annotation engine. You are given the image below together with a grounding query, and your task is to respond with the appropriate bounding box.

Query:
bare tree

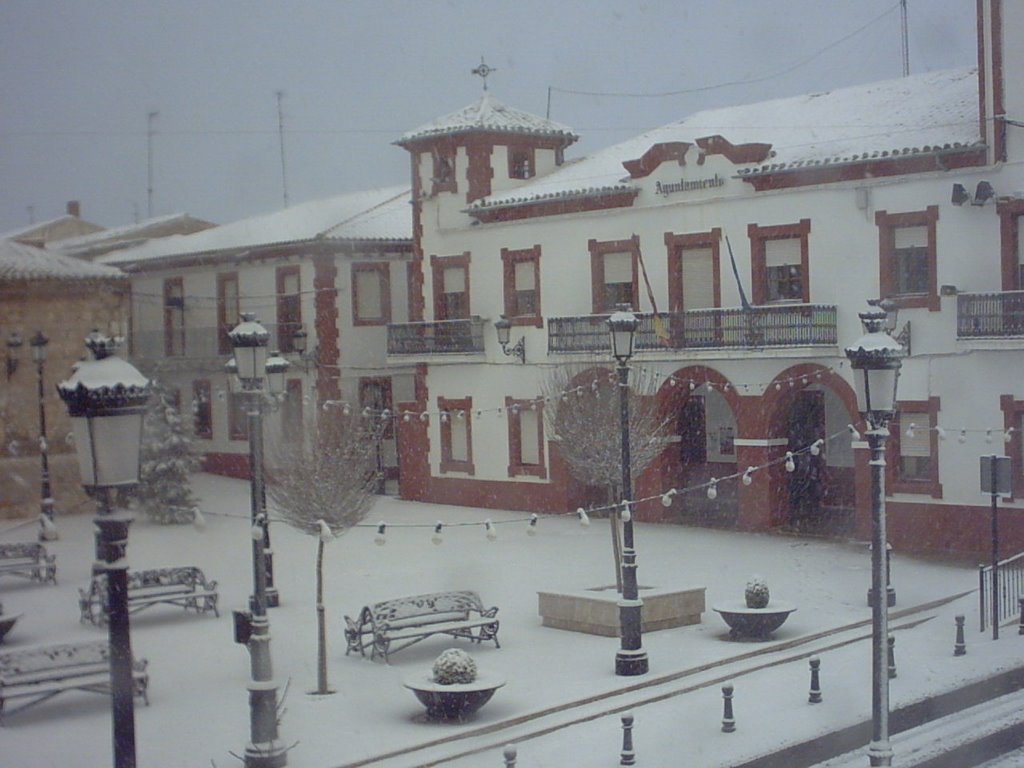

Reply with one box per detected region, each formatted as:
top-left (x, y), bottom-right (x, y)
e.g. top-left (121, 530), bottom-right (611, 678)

top-left (266, 406), bottom-right (385, 694)
top-left (542, 364), bottom-right (671, 590)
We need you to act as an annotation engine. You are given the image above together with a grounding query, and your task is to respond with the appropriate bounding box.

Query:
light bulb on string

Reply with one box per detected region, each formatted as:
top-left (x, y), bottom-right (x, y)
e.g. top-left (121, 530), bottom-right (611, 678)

top-left (374, 522), bottom-right (387, 546)
top-left (620, 502), bottom-right (631, 523)
top-left (848, 424), bottom-right (861, 441)
top-left (485, 520), bottom-right (498, 541)
top-left (527, 514), bottom-right (538, 536)
top-left (985, 429), bottom-right (993, 444)
top-left (742, 467), bottom-right (754, 486)
top-left (420, 412), bottom-right (429, 422)
top-left (959, 429), bottom-right (967, 444)
top-left (440, 412), bottom-right (449, 423)
top-left (785, 452), bottom-right (796, 473)
top-left (661, 490), bottom-right (675, 507)
top-left (906, 423), bottom-right (915, 439)
top-left (342, 404), bottom-right (351, 416)
top-left (810, 439), bottom-right (823, 457)
top-left (403, 412), bottom-right (411, 422)
top-left (456, 410), bottom-right (465, 420)
top-left (577, 507), bottom-right (590, 526)
top-left (1005, 428), bottom-right (1015, 444)
top-left (707, 480), bottom-right (718, 500)
top-left (936, 427), bottom-right (947, 441)
top-left (432, 522), bottom-right (444, 545)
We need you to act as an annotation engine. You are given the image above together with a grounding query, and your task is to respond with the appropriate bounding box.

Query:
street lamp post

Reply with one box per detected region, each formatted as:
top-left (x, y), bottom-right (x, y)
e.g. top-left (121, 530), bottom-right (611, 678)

top-left (57, 331), bottom-right (150, 768)
top-left (229, 314), bottom-right (288, 768)
top-left (30, 331), bottom-right (58, 541)
top-left (845, 306), bottom-right (904, 768)
top-left (608, 309), bottom-right (648, 677)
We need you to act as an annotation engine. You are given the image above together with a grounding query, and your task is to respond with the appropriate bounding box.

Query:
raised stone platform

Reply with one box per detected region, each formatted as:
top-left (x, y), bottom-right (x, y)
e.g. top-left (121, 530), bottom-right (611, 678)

top-left (537, 585), bottom-right (706, 637)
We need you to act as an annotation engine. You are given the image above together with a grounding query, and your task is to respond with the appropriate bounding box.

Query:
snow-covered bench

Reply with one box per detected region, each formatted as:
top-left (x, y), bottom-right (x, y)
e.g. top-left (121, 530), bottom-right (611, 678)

top-left (344, 590), bottom-right (500, 663)
top-left (0, 641), bottom-right (149, 719)
top-left (0, 542), bottom-right (57, 585)
top-left (79, 566), bottom-right (219, 626)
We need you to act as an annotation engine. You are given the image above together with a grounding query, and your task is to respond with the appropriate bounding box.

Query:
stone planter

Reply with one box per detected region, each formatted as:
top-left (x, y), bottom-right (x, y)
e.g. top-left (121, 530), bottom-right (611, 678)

top-left (712, 600), bottom-right (797, 640)
top-left (403, 672), bottom-right (506, 721)
top-left (538, 585), bottom-right (705, 636)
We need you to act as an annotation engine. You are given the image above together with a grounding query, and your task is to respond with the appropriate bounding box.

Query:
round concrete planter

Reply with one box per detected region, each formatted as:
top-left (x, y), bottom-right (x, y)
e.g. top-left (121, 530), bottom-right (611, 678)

top-left (0, 612), bottom-right (22, 643)
top-left (713, 600), bottom-right (797, 640)
top-left (403, 672), bottom-right (506, 721)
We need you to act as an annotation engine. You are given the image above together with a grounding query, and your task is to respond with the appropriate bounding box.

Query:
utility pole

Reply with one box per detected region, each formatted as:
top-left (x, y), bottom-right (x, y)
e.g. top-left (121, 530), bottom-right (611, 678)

top-left (147, 111), bottom-right (159, 218)
top-left (900, 0), bottom-right (910, 77)
top-left (276, 91), bottom-right (289, 209)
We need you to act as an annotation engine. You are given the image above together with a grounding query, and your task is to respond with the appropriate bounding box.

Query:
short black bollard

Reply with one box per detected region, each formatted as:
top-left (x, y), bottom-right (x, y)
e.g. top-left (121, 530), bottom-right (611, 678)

top-left (888, 634), bottom-right (897, 679)
top-left (808, 656), bottom-right (822, 703)
top-left (721, 684), bottom-right (736, 733)
top-left (620, 712), bottom-right (636, 766)
top-left (954, 614), bottom-right (967, 656)
top-left (502, 744), bottom-right (517, 767)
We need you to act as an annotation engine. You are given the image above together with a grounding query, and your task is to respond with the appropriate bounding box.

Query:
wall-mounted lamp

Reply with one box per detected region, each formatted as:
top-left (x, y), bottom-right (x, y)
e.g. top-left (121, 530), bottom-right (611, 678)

top-left (494, 316), bottom-right (525, 364)
top-left (869, 298), bottom-right (911, 356)
top-left (6, 331), bottom-right (23, 379)
top-left (972, 180), bottom-right (995, 206)
top-left (952, 181), bottom-right (995, 206)
top-left (291, 326), bottom-right (319, 372)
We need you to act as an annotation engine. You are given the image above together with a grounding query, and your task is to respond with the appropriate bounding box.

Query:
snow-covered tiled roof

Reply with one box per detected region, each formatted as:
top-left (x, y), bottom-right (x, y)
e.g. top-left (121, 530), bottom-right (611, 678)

top-left (471, 67), bottom-right (982, 211)
top-left (98, 187), bottom-right (412, 268)
top-left (52, 213), bottom-right (214, 252)
top-left (396, 92), bottom-right (578, 146)
top-left (0, 239), bottom-right (126, 281)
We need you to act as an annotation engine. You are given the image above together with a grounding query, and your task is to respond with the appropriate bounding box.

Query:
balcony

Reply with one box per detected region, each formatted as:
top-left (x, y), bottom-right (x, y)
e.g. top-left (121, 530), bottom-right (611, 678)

top-left (957, 291), bottom-right (1024, 339)
top-left (548, 304), bottom-right (838, 354)
top-left (387, 317), bottom-right (486, 356)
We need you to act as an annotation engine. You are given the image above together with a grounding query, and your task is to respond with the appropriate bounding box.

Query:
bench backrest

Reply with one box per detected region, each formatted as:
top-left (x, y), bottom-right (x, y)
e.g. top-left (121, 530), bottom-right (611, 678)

top-left (369, 590), bottom-right (484, 624)
top-left (90, 566), bottom-right (206, 596)
top-left (0, 542), bottom-right (47, 561)
top-left (0, 642), bottom-right (109, 684)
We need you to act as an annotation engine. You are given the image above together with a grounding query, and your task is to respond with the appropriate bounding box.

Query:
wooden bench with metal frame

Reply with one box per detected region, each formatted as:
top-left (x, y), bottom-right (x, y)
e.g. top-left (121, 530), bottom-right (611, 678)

top-left (0, 542), bottom-right (56, 585)
top-left (79, 566), bottom-right (219, 626)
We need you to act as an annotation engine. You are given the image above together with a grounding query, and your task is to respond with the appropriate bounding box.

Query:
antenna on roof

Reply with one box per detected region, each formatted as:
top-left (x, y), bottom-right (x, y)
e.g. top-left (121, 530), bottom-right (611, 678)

top-left (276, 90), bottom-right (290, 209)
top-left (147, 110), bottom-right (159, 218)
top-left (900, 0), bottom-right (910, 77)
top-left (471, 56), bottom-right (495, 91)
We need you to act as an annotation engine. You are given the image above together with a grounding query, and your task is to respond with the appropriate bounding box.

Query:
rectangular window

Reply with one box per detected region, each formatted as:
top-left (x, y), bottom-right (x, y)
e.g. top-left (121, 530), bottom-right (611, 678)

top-left (764, 238), bottom-right (804, 302)
top-left (893, 226), bottom-right (929, 295)
top-left (509, 147), bottom-right (534, 180)
top-left (506, 397), bottom-right (546, 478)
top-left (282, 379), bottom-right (304, 444)
top-left (192, 379), bottom-right (212, 439)
top-left (360, 377), bottom-right (394, 439)
top-left (590, 238), bottom-right (639, 313)
top-left (216, 272), bottom-right (239, 355)
top-left (501, 246), bottom-right (541, 323)
top-left (163, 277), bottom-right (185, 356)
top-left (877, 207), bottom-right (939, 310)
top-left (276, 266), bottom-right (301, 352)
top-left (898, 411), bottom-right (932, 481)
top-left (680, 246), bottom-right (716, 310)
top-left (229, 392), bottom-right (249, 441)
top-left (431, 254), bottom-right (471, 321)
top-left (890, 398), bottom-right (942, 497)
top-left (352, 263), bottom-right (391, 325)
top-left (432, 148), bottom-right (456, 194)
top-left (438, 396), bottom-right (474, 474)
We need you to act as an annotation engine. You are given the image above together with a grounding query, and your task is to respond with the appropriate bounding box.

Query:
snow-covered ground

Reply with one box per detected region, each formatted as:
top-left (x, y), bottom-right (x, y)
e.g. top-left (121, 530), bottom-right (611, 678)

top-left (1, 473), bottom-right (1019, 767)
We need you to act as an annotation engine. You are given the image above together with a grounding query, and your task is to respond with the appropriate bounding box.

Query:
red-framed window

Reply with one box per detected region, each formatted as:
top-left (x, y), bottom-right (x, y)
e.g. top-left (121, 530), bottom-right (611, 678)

top-left (1001, 394), bottom-right (1024, 501)
top-left (748, 219), bottom-right (810, 305)
top-left (352, 262), bottom-right (391, 326)
top-left (192, 379), bottom-right (212, 440)
top-left (506, 397), bottom-right (546, 478)
top-left (431, 145), bottom-right (457, 194)
top-left (360, 377), bottom-right (394, 439)
top-left (163, 277), bottom-right (185, 356)
top-left (228, 391), bottom-right (249, 441)
top-left (276, 265), bottom-right (301, 352)
top-left (997, 198), bottom-right (1024, 290)
top-left (665, 229), bottom-right (721, 312)
top-left (501, 245), bottom-right (542, 325)
top-left (889, 397), bottom-right (943, 498)
top-left (508, 145), bottom-right (535, 180)
top-left (282, 379), bottom-right (304, 444)
top-left (876, 206), bottom-right (940, 310)
top-left (589, 237), bottom-right (639, 313)
top-left (216, 272), bottom-right (239, 355)
top-left (438, 396), bottom-right (474, 474)
top-left (431, 253), bottom-right (471, 321)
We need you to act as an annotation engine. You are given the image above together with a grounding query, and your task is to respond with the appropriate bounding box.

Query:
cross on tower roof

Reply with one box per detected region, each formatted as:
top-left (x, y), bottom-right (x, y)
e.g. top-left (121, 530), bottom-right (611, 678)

top-left (471, 57), bottom-right (496, 91)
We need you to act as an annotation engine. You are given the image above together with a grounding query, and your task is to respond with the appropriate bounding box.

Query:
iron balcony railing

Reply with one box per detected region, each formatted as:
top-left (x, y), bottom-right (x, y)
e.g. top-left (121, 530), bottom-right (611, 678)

top-left (387, 317), bottom-right (486, 356)
top-left (548, 304), bottom-right (838, 354)
top-left (979, 551), bottom-right (1024, 633)
top-left (958, 291), bottom-right (1024, 339)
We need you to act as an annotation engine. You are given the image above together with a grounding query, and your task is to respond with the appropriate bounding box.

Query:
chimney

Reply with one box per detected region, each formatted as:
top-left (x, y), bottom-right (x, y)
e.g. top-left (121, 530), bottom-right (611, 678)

top-left (66, 200), bottom-right (80, 218)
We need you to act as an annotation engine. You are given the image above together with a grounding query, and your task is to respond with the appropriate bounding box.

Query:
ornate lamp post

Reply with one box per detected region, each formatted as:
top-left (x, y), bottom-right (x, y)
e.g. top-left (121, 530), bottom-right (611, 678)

top-left (607, 309), bottom-right (648, 676)
top-left (57, 331), bottom-right (150, 768)
top-left (845, 307), bottom-right (904, 767)
top-left (228, 313), bottom-right (288, 768)
top-left (30, 331), bottom-right (58, 540)
top-left (5, 331), bottom-right (22, 379)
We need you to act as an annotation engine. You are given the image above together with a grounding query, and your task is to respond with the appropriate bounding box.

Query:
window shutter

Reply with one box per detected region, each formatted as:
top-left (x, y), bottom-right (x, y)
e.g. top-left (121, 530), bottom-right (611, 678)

top-left (514, 260), bottom-right (536, 290)
top-left (901, 413), bottom-right (932, 457)
top-left (451, 418), bottom-right (469, 462)
top-left (520, 409), bottom-right (539, 464)
top-left (357, 270), bottom-right (382, 318)
top-left (680, 247), bottom-right (715, 309)
top-left (603, 252), bottom-right (633, 283)
top-left (765, 237), bottom-right (801, 267)
top-left (443, 266), bottom-right (465, 293)
top-left (894, 226), bottom-right (927, 250)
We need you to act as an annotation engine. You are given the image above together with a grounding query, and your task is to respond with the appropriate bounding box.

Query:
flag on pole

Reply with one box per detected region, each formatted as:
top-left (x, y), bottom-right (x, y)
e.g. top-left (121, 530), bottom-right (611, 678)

top-left (636, 246), bottom-right (671, 345)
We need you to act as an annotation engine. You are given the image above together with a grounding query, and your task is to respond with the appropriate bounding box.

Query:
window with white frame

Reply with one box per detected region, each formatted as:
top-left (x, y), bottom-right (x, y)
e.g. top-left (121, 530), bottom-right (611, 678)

top-left (764, 238), bottom-right (803, 302)
top-left (893, 225), bottom-right (930, 296)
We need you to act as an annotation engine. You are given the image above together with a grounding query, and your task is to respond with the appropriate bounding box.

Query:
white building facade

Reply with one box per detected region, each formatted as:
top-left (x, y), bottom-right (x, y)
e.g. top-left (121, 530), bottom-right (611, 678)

top-left (388, 0), bottom-right (1024, 559)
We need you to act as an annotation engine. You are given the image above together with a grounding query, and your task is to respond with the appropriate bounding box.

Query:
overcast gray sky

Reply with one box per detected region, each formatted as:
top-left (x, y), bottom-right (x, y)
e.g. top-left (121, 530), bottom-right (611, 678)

top-left (0, 0), bottom-right (977, 233)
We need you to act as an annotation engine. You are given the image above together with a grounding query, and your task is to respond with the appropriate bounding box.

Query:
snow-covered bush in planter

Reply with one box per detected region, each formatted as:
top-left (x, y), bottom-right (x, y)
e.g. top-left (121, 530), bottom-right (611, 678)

top-left (432, 648), bottom-right (478, 685)
top-left (745, 575), bottom-right (770, 609)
